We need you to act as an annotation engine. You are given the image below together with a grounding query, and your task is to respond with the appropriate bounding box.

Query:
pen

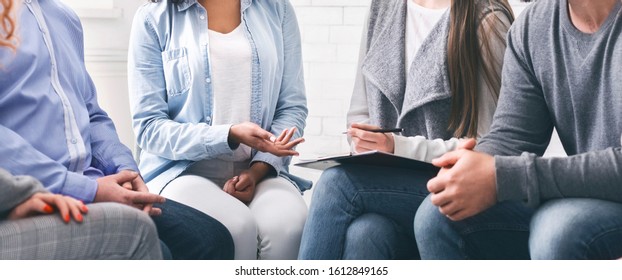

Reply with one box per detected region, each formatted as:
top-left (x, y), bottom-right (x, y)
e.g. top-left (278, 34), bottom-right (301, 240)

top-left (342, 128), bottom-right (404, 134)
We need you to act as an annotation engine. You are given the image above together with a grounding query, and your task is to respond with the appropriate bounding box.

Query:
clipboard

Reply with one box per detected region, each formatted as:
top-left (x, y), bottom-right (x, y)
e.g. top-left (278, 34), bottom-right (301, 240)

top-left (294, 150), bottom-right (440, 177)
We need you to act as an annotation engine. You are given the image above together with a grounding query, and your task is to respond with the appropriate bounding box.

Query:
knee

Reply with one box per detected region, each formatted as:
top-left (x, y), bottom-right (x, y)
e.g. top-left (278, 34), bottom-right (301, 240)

top-left (344, 214), bottom-right (400, 259)
top-left (312, 167), bottom-right (351, 198)
top-left (92, 203), bottom-right (162, 259)
top-left (347, 214), bottom-right (398, 245)
top-left (222, 207), bottom-right (257, 244)
top-left (258, 202), bottom-right (307, 242)
top-left (414, 195), bottom-right (447, 241)
top-left (529, 200), bottom-right (588, 259)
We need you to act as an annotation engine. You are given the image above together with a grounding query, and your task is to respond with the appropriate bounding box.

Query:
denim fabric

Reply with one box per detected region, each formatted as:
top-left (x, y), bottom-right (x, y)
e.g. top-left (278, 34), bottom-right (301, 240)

top-left (128, 0), bottom-right (309, 194)
top-left (342, 213), bottom-right (419, 260)
top-left (414, 195), bottom-right (532, 260)
top-left (529, 199), bottom-right (622, 260)
top-left (152, 199), bottom-right (234, 260)
top-left (299, 165), bottom-right (431, 259)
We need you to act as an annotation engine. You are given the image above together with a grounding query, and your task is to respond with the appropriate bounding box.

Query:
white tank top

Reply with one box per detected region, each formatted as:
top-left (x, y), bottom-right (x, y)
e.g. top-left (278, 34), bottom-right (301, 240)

top-left (406, 0), bottom-right (449, 74)
top-left (209, 24), bottom-right (253, 161)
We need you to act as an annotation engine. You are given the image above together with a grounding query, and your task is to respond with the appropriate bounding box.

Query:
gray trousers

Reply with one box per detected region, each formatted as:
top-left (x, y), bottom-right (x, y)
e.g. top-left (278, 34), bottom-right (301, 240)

top-left (0, 203), bottom-right (162, 259)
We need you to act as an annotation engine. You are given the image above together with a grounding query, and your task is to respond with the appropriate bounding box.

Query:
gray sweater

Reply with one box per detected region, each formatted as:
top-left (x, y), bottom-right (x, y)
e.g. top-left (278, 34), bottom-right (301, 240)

top-left (0, 169), bottom-right (47, 218)
top-left (477, 0), bottom-right (622, 207)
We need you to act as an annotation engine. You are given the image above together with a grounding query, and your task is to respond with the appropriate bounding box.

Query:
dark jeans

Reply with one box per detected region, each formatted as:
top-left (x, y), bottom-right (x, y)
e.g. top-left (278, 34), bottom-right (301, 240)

top-left (415, 195), bottom-right (533, 260)
top-left (152, 199), bottom-right (234, 260)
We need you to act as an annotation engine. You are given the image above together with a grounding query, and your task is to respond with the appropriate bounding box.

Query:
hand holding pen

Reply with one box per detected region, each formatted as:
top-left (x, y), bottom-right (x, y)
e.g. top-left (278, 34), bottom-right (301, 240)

top-left (345, 123), bottom-right (401, 154)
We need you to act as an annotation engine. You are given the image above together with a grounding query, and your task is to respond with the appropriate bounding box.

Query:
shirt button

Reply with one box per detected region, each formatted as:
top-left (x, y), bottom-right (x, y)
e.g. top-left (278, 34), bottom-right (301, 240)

top-left (71, 139), bottom-right (77, 144)
top-left (200, 15), bottom-right (206, 20)
top-left (25, 0), bottom-right (31, 3)
top-left (205, 78), bottom-right (211, 83)
top-left (205, 117), bottom-right (212, 123)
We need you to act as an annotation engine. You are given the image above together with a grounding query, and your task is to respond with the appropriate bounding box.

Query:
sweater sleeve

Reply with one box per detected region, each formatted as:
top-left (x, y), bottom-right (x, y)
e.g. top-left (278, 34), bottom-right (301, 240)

top-left (496, 148), bottom-right (622, 208)
top-left (0, 169), bottom-right (48, 217)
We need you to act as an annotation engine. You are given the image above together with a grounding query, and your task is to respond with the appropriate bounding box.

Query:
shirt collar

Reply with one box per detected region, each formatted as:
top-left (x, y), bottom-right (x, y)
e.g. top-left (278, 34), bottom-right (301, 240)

top-left (176, 0), bottom-right (253, 12)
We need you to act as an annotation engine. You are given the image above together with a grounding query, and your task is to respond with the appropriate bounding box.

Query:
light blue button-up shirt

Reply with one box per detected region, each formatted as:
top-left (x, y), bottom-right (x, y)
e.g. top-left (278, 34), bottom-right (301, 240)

top-left (0, 0), bottom-right (138, 202)
top-left (128, 0), bottom-right (310, 194)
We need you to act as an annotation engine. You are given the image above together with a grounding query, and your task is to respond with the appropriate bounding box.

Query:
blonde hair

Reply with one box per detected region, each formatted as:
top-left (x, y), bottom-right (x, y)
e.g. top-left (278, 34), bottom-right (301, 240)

top-left (0, 0), bottom-right (16, 50)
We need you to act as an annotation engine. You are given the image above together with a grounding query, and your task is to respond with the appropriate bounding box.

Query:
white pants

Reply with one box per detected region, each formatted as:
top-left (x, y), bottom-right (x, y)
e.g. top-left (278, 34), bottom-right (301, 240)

top-left (162, 160), bottom-right (308, 260)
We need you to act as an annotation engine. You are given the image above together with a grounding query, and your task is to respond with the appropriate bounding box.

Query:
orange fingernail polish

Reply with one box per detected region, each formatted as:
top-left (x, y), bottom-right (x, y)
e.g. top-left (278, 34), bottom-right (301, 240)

top-left (43, 205), bottom-right (54, 214)
top-left (82, 205), bottom-right (89, 212)
top-left (64, 214), bottom-right (70, 223)
top-left (77, 213), bottom-right (83, 223)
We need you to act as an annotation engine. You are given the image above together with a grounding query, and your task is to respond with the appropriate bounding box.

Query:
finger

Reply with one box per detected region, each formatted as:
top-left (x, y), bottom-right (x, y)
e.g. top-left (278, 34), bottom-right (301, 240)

top-left (458, 138), bottom-right (477, 150)
top-left (233, 189), bottom-right (253, 204)
top-left (64, 197), bottom-right (84, 223)
top-left (253, 127), bottom-right (275, 142)
top-left (431, 150), bottom-right (464, 167)
top-left (130, 192), bottom-right (166, 205)
top-left (352, 136), bottom-right (383, 151)
top-left (276, 128), bottom-right (289, 142)
top-left (33, 197), bottom-right (52, 213)
top-left (78, 200), bottom-right (89, 214)
top-left (25, 198), bottom-right (53, 216)
top-left (446, 209), bottom-right (467, 221)
top-left (279, 127), bottom-right (297, 144)
top-left (426, 177), bottom-right (445, 194)
top-left (131, 177), bottom-right (150, 193)
top-left (47, 195), bottom-right (70, 223)
top-left (142, 203), bottom-right (154, 215)
top-left (351, 123), bottom-right (381, 131)
top-left (349, 128), bottom-right (377, 142)
top-left (111, 170), bottom-right (140, 184)
top-left (148, 207), bottom-right (162, 216)
top-left (223, 179), bottom-right (236, 195)
top-left (234, 176), bottom-right (251, 192)
top-left (430, 191), bottom-right (452, 207)
top-left (438, 201), bottom-right (460, 217)
top-left (279, 137), bottom-right (305, 150)
top-left (122, 181), bottom-right (133, 190)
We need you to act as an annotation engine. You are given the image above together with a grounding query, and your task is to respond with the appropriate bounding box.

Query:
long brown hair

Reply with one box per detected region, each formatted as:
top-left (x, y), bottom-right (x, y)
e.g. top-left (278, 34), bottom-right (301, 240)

top-left (447, 0), bottom-right (514, 138)
top-left (0, 0), bottom-right (16, 50)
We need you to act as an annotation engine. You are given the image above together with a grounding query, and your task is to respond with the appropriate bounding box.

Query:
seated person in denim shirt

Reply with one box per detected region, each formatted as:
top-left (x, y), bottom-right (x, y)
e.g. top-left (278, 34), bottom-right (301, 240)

top-left (129, 0), bottom-right (308, 259)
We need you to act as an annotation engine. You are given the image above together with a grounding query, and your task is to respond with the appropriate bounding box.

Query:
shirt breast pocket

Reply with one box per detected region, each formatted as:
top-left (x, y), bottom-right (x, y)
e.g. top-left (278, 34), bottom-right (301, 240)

top-left (161, 48), bottom-right (191, 97)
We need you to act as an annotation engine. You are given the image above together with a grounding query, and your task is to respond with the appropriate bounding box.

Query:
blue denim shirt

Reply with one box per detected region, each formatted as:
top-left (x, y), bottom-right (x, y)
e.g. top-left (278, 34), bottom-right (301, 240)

top-left (0, 0), bottom-right (138, 202)
top-left (128, 0), bottom-right (310, 194)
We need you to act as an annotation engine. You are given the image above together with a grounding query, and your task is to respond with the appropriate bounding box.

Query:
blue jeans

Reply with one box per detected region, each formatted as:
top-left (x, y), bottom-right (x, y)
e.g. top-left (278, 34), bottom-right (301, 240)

top-left (299, 165), bottom-right (430, 259)
top-left (414, 195), bottom-right (532, 259)
top-left (152, 199), bottom-right (235, 259)
top-left (529, 198), bottom-right (622, 259)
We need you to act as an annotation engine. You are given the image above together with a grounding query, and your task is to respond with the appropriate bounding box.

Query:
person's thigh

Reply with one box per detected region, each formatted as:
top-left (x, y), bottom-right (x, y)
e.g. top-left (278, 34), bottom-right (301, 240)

top-left (343, 213), bottom-right (418, 260)
top-left (299, 165), bottom-right (430, 259)
top-left (415, 195), bottom-right (532, 260)
top-left (530, 198), bottom-right (622, 260)
top-left (160, 175), bottom-right (254, 259)
top-left (249, 176), bottom-right (308, 260)
top-left (0, 203), bottom-right (162, 260)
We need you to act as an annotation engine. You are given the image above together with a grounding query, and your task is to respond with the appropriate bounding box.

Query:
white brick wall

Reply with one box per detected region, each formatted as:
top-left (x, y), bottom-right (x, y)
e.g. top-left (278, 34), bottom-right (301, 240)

top-left (292, 0), bottom-right (560, 160)
top-left (293, 0), bottom-right (371, 158)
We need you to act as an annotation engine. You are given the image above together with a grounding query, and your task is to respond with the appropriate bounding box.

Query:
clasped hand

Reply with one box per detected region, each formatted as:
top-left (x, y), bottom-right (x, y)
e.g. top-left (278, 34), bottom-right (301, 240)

top-left (94, 170), bottom-right (166, 216)
top-left (427, 139), bottom-right (497, 221)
